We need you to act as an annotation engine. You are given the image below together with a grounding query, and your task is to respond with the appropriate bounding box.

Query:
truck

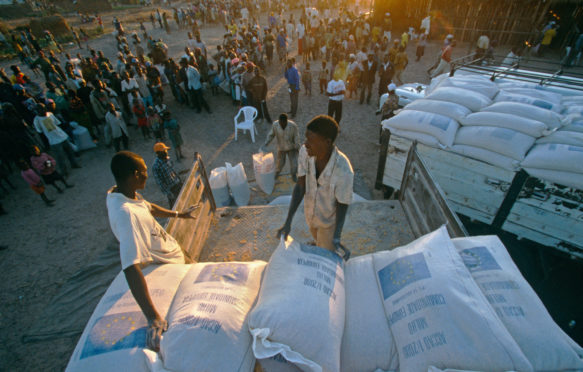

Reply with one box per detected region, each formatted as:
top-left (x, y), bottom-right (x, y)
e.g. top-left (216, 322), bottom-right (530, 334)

top-left (375, 64), bottom-right (583, 262)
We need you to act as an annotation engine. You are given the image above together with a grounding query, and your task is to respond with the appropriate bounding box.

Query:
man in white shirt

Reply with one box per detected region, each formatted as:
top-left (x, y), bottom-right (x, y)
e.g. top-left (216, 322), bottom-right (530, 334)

top-left (278, 115), bottom-right (353, 259)
top-left (261, 113), bottom-right (301, 181)
top-left (107, 151), bottom-right (197, 351)
top-left (33, 103), bottom-right (80, 175)
top-left (326, 75), bottom-right (346, 124)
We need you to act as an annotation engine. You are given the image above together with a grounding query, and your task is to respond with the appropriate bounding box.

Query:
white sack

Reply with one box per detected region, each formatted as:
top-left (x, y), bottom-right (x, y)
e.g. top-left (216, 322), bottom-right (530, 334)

top-left (450, 145), bottom-right (520, 171)
top-left (536, 130), bottom-right (583, 147)
top-left (433, 76), bottom-right (499, 99)
top-left (259, 354), bottom-right (303, 372)
top-left (384, 127), bottom-right (444, 149)
top-left (501, 88), bottom-right (562, 104)
top-left (563, 105), bottom-right (583, 116)
top-left (454, 126), bottom-right (535, 160)
top-left (523, 167), bottom-right (583, 190)
top-left (253, 152), bottom-right (275, 195)
top-left (70, 123), bottom-right (98, 150)
top-left (460, 112), bottom-right (550, 137)
top-left (372, 227), bottom-right (533, 372)
top-left (160, 261), bottom-right (266, 372)
top-left (495, 91), bottom-right (563, 113)
top-left (561, 115), bottom-right (583, 133)
top-left (209, 167), bottom-right (231, 207)
top-left (248, 237), bottom-right (345, 372)
top-left (453, 236), bottom-right (583, 371)
top-left (561, 95), bottom-right (583, 105)
top-left (426, 87), bottom-right (492, 112)
top-left (65, 264), bottom-right (192, 372)
top-left (226, 162), bottom-right (250, 206)
top-left (341, 254), bottom-right (398, 372)
top-left (382, 110), bottom-right (459, 147)
top-left (404, 99), bottom-right (471, 122)
top-left (521, 143), bottom-right (583, 174)
top-left (482, 102), bottom-right (565, 129)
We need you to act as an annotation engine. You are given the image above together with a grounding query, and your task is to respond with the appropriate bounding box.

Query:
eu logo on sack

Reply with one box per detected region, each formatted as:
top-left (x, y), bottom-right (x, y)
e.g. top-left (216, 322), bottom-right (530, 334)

top-left (80, 311), bottom-right (147, 359)
top-left (195, 263), bottom-right (250, 284)
top-left (378, 253), bottom-right (431, 300)
top-left (460, 246), bottom-right (501, 273)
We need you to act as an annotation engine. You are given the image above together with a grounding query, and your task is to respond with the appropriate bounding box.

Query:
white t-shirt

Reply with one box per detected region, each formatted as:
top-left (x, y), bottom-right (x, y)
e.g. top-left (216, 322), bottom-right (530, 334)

top-left (106, 188), bottom-right (185, 270)
top-left (297, 145), bottom-right (354, 229)
top-left (296, 23), bottom-right (305, 39)
top-left (33, 113), bottom-right (68, 146)
top-left (327, 79), bottom-right (346, 101)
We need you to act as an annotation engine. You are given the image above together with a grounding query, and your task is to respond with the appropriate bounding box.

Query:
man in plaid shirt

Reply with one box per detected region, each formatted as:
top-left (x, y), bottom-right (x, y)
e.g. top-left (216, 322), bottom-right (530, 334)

top-left (152, 142), bottom-right (183, 207)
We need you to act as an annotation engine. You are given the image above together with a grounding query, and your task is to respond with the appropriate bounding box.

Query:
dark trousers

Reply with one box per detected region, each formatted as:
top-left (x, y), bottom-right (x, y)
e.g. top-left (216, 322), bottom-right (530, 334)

top-left (191, 88), bottom-right (211, 113)
top-left (113, 132), bottom-right (129, 152)
top-left (289, 87), bottom-right (298, 117)
top-left (253, 98), bottom-right (272, 122)
top-left (328, 99), bottom-right (343, 124)
top-left (360, 82), bottom-right (373, 104)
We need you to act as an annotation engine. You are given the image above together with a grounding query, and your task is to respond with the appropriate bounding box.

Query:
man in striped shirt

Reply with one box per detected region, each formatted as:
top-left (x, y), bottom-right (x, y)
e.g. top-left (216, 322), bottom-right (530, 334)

top-left (152, 142), bottom-right (183, 207)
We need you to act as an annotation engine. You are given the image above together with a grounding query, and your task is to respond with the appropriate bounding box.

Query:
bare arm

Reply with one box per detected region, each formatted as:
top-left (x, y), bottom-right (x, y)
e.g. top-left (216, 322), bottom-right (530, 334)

top-left (150, 202), bottom-right (198, 219)
top-left (277, 176), bottom-right (306, 239)
top-left (124, 264), bottom-right (166, 351)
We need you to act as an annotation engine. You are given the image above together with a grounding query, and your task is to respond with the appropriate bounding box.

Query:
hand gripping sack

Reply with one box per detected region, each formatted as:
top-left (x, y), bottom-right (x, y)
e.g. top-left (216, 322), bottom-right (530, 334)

top-left (341, 254), bottom-right (399, 372)
top-left (454, 126), bottom-right (535, 161)
top-left (426, 87), bottom-right (492, 112)
top-left (248, 237), bottom-right (345, 372)
top-left (460, 112), bottom-right (550, 138)
top-left (160, 261), bottom-right (266, 372)
top-left (404, 99), bottom-right (471, 122)
top-left (226, 162), bottom-right (250, 206)
top-left (372, 227), bottom-right (533, 372)
top-left (495, 91), bottom-right (563, 113)
top-left (521, 143), bottom-right (583, 174)
top-left (482, 101), bottom-right (565, 129)
top-left (65, 264), bottom-right (192, 372)
top-left (452, 236), bottom-right (583, 371)
top-left (382, 110), bottom-right (459, 147)
top-left (209, 167), bottom-right (231, 207)
top-left (253, 152), bottom-right (275, 195)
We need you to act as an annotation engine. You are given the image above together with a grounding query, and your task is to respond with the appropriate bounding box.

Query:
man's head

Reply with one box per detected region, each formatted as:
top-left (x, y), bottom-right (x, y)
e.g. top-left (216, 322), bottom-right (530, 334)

top-left (279, 113), bottom-right (288, 128)
top-left (154, 142), bottom-right (170, 159)
top-left (110, 151), bottom-right (148, 190)
top-left (305, 115), bottom-right (338, 158)
top-left (36, 103), bottom-right (47, 116)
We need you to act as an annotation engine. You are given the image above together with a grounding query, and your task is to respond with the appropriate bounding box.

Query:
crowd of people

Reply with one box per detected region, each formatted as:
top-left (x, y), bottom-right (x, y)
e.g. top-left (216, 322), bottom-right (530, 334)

top-left (0, 0), bottom-right (435, 213)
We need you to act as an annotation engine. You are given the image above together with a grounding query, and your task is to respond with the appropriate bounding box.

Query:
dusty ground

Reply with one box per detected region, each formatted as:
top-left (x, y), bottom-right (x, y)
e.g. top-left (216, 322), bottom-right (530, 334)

top-left (0, 5), bottom-right (571, 372)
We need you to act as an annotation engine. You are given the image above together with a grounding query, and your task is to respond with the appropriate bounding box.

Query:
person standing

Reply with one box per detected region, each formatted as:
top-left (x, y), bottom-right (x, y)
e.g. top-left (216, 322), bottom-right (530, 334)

top-left (416, 33), bottom-right (427, 62)
top-left (393, 46), bottom-right (408, 84)
top-left (284, 59), bottom-right (300, 118)
top-left (105, 102), bottom-right (129, 152)
top-left (246, 67), bottom-right (272, 124)
top-left (162, 111), bottom-right (184, 160)
top-left (33, 103), bottom-right (80, 176)
top-left (277, 115), bottom-right (353, 258)
top-left (326, 74), bottom-right (345, 125)
top-left (152, 142), bottom-right (183, 207)
top-left (107, 151), bottom-right (197, 352)
top-left (319, 60), bottom-right (329, 94)
top-left (539, 24), bottom-right (557, 57)
top-left (378, 53), bottom-right (394, 100)
top-left (360, 52), bottom-right (377, 105)
top-left (431, 39), bottom-right (456, 77)
top-left (261, 113), bottom-right (300, 181)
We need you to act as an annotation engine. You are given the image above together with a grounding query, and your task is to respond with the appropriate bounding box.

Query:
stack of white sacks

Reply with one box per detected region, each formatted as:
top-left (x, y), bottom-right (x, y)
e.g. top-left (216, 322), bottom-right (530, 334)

top-left (383, 73), bottom-right (583, 187)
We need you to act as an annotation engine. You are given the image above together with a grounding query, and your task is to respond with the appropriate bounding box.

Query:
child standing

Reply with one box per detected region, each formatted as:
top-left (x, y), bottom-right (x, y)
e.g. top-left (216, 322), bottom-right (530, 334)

top-left (301, 61), bottom-right (312, 96)
top-left (132, 98), bottom-right (150, 139)
top-left (19, 159), bottom-right (54, 206)
top-left (162, 111), bottom-right (184, 159)
top-left (319, 60), bottom-right (329, 94)
top-left (147, 106), bottom-right (164, 142)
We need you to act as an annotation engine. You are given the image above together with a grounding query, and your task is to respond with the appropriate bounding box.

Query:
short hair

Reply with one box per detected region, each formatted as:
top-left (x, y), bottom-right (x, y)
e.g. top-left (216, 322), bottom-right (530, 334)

top-left (279, 113), bottom-right (288, 125)
top-left (110, 151), bottom-right (143, 184)
top-left (307, 115), bottom-right (339, 142)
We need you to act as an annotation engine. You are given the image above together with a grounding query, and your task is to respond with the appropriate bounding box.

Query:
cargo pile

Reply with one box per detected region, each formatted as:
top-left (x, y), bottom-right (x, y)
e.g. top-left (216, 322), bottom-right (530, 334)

top-left (382, 74), bottom-right (583, 189)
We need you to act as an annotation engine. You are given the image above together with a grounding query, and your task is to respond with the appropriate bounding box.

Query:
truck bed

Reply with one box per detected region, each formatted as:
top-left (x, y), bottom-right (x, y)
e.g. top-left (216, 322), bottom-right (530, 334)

top-left (198, 201), bottom-right (416, 262)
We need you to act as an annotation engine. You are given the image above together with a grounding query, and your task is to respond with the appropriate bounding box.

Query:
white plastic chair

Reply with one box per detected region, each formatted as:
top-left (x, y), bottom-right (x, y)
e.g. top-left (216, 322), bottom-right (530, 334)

top-left (234, 106), bottom-right (258, 142)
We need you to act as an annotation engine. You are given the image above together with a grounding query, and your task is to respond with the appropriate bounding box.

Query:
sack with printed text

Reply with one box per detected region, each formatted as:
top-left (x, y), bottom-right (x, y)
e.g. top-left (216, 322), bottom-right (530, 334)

top-left (253, 152), bottom-right (275, 195)
top-left (159, 261), bottom-right (266, 372)
top-left (382, 110), bottom-right (459, 148)
top-left (483, 101), bottom-right (566, 129)
top-left (65, 264), bottom-right (192, 372)
top-left (454, 126), bottom-right (535, 161)
top-left (373, 227), bottom-right (532, 372)
top-left (452, 236), bottom-right (583, 370)
top-left (403, 99), bottom-right (471, 122)
top-left (425, 87), bottom-right (492, 112)
top-left (248, 237), bottom-right (346, 372)
top-left (495, 91), bottom-right (563, 113)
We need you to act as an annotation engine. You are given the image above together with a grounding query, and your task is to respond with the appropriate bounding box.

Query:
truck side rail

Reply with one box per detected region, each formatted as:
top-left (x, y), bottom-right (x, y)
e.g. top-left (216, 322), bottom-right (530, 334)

top-left (399, 141), bottom-right (468, 239)
top-left (166, 152), bottom-right (216, 262)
